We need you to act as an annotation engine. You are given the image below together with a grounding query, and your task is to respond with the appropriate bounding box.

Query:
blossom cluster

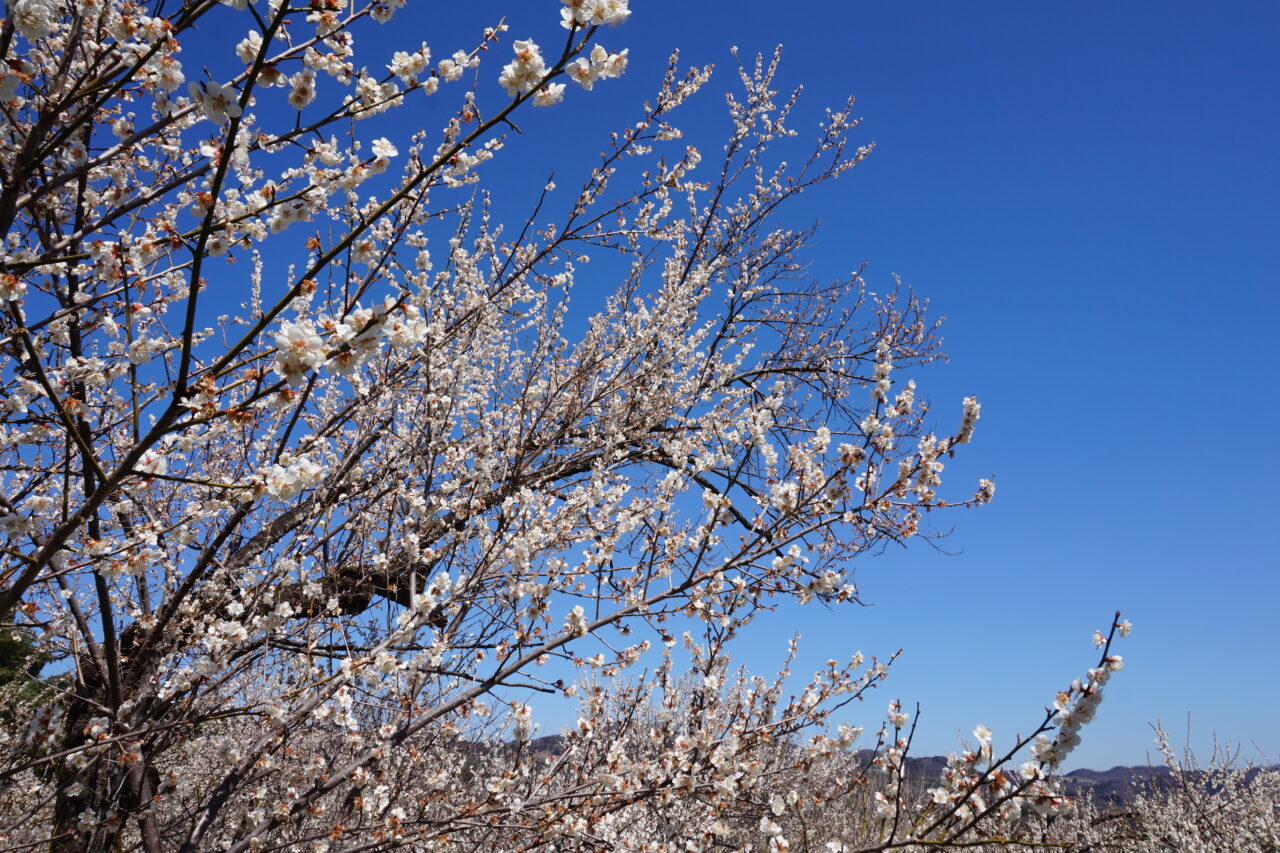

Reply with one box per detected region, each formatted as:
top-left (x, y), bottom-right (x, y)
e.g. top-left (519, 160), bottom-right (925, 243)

top-left (560, 0), bottom-right (631, 30)
top-left (0, 2), bottom-right (1075, 850)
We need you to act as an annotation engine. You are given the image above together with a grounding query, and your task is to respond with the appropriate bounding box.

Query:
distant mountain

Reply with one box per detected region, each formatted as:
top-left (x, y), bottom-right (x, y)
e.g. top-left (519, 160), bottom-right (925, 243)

top-left (873, 756), bottom-right (1280, 804)
top-left (508, 736), bottom-right (1259, 805)
top-left (1061, 765), bottom-right (1175, 802)
top-left (863, 754), bottom-right (1198, 803)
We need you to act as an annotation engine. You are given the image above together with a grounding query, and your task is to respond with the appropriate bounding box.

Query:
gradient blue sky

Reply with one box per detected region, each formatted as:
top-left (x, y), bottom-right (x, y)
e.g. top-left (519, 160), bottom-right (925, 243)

top-left (332, 1), bottom-right (1280, 769)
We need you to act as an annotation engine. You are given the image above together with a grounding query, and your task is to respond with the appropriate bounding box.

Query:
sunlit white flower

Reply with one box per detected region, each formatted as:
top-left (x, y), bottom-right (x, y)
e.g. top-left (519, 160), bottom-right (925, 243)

top-left (0, 274), bottom-right (27, 302)
top-left (565, 605), bottom-right (588, 636)
top-left (389, 46), bottom-right (431, 83)
top-left (274, 320), bottom-right (326, 383)
top-left (152, 56), bottom-right (185, 92)
top-left (567, 57), bottom-right (599, 90)
top-left (370, 0), bottom-right (405, 23)
top-left (437, 51), bottom-right (472, 83)
top-left (288, 69), bottom-right (317, 110)
top-left (136, 449), bottom-right (167, 476)
top-left (533, 82), bottom-right (566, 107)
top-left (235, 30), bottom-right (262, 64)
top-left (956, 395), bottom-right (981, 444)
top-left (561, 0), bottom-right (630, 29)
top-left (600, 47), bottom-right (628, 79)
top-left (189, 80), bottom-right (243, 125)
top-left (497, 39), bottom-right (547, 97)
top-left (10, 0), bottom-right (59, 40)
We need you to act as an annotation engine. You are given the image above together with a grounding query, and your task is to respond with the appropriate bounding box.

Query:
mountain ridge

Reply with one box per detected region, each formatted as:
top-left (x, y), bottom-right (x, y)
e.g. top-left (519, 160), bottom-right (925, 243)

top-left (522, 735), bottom-right (1224, 803)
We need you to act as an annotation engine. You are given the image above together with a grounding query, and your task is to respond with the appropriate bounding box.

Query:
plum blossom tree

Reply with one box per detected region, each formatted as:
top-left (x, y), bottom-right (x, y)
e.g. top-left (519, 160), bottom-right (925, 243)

top-left (0, 0), bottom-right (1123, 850)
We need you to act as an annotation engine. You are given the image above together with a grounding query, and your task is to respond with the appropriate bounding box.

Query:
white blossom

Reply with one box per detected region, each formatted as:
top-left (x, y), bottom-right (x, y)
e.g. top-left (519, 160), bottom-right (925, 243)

top-left (9, 0), bottom-right (58, 40)
top-left (189, 80), bottom-right (243, 125)
top-left (497, 39), bottom-right (547, 97)
top-left (274, 320), bottom-right (327, 383)
top-left (533, 82), bottom-right (566, 106)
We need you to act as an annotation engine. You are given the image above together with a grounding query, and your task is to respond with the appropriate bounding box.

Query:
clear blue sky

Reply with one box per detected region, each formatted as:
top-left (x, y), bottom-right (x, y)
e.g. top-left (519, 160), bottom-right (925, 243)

top-left (331, 2), bottom-right (1280, 768)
